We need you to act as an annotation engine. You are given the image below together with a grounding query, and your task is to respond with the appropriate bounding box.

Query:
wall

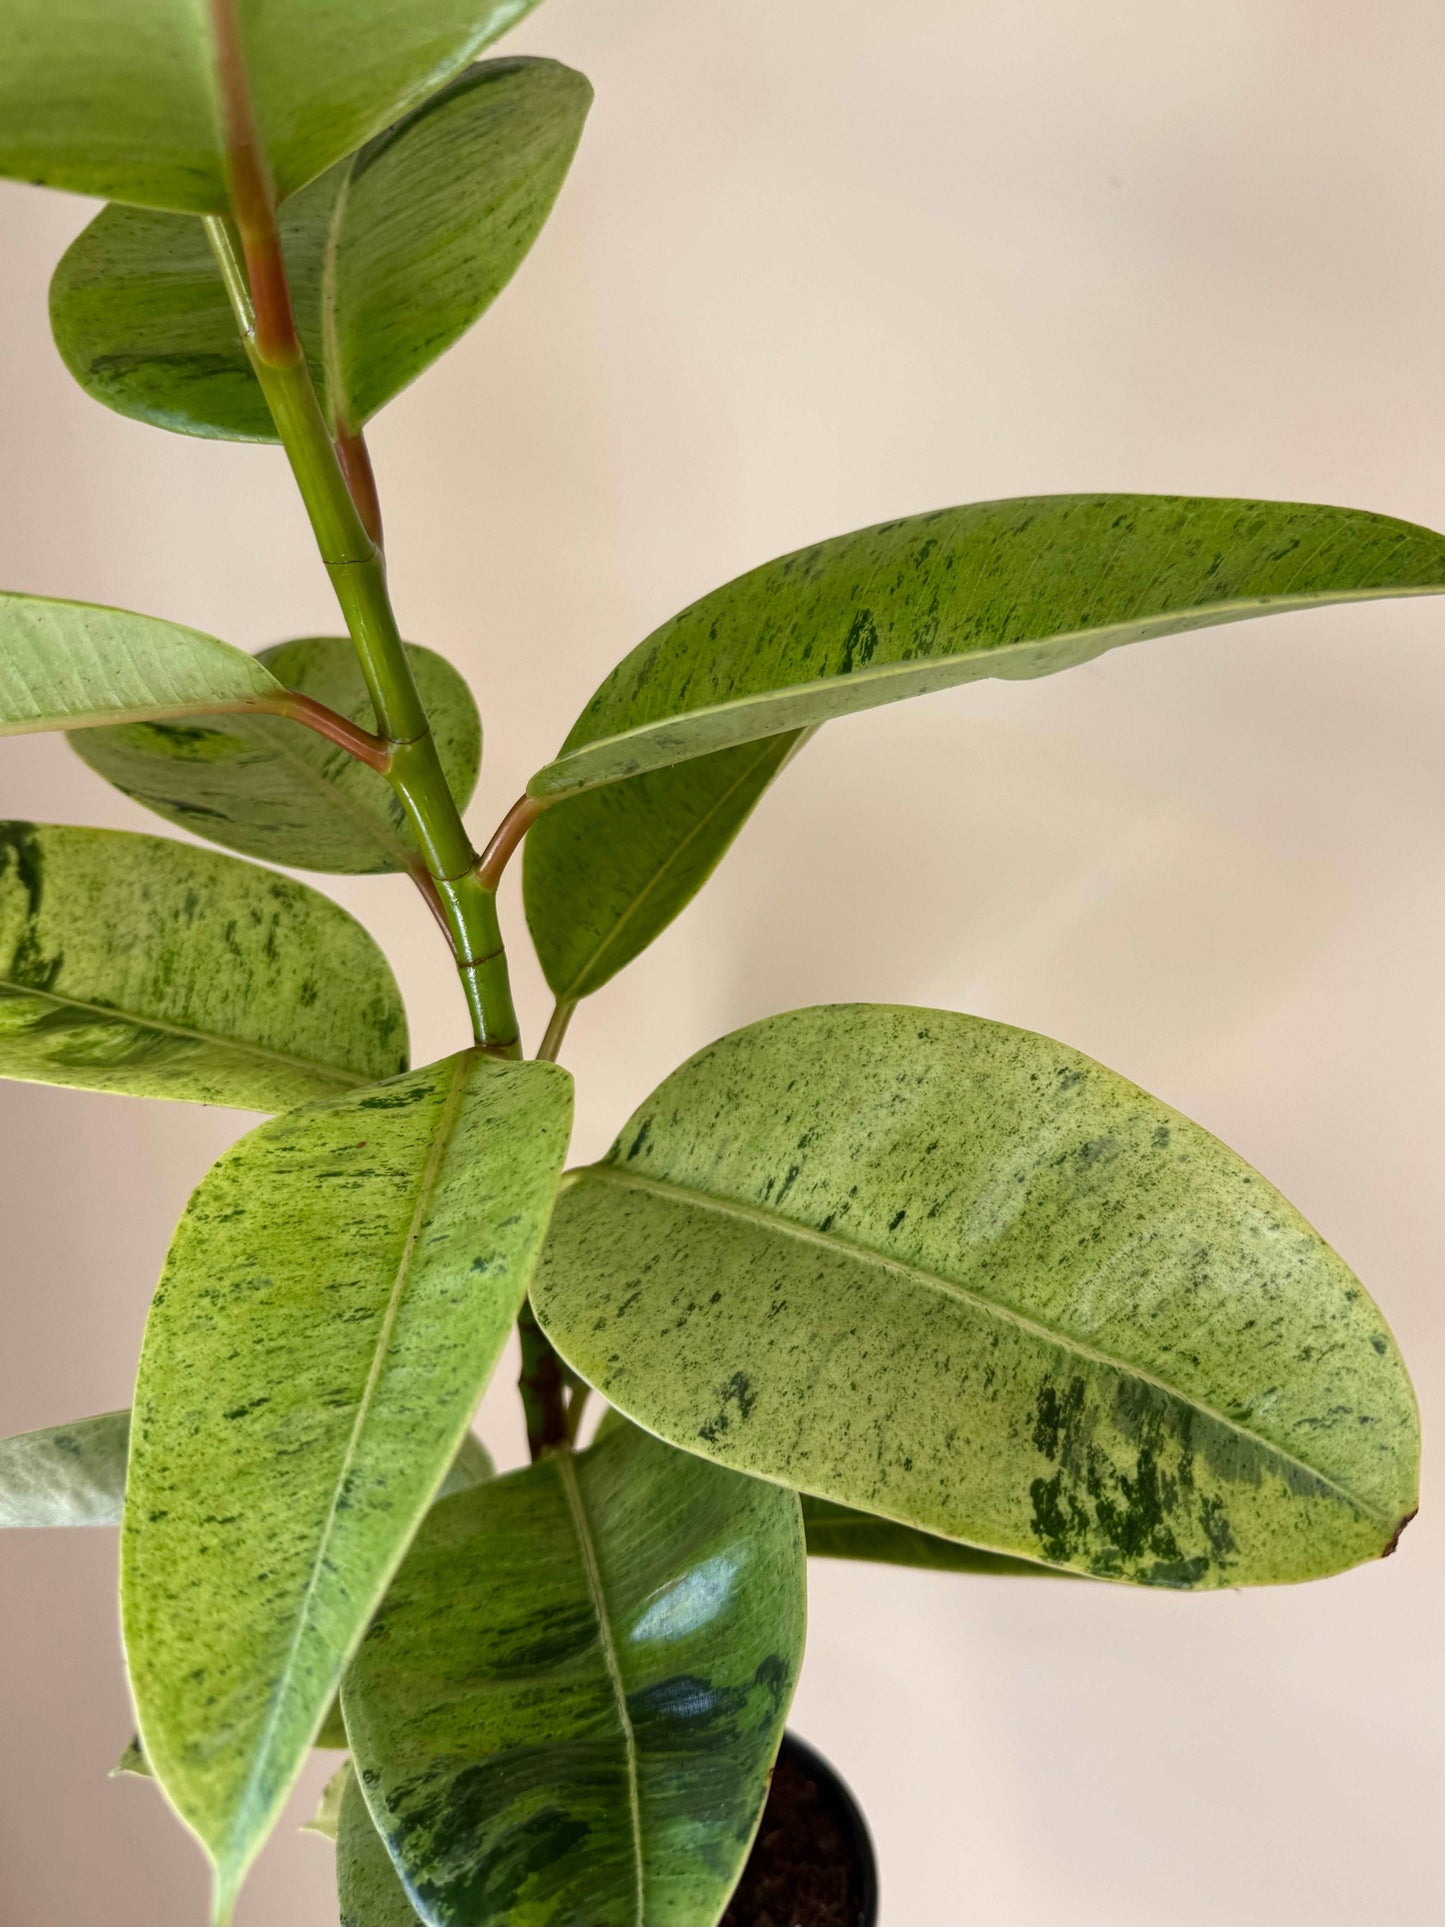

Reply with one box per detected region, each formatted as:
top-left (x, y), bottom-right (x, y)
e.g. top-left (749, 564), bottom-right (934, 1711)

top-left (1, 2), bottom-right (1442, 1921)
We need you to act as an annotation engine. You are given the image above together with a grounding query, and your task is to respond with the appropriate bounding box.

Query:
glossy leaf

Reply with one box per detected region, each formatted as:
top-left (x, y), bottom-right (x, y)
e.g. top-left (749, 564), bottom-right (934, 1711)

top-left (123, 1050), bottom-right (572, 1920)
top-left (0, 1409), bottom-right (129, 1526)
top-left (342, 1418), bottom-right (806, 1927)
top-left (71, 638), bottom-right (480, 875)
top-left (0, 0), bottom-right (541, 213)
top-left (525, 733), bottom-right (805, 1001)
top-left (533, 1004), bottom-right (1419, 1590)
top-left (0, 592), bottom-right (280, 736)
top-left (802, 1496), bottom-right (1071, 1577)
top-left (51, 59), bottom-right (590, 444)
top-left (339, 1768), bottom-right (422, 1927)
top-left (0, 822), bottom-right (406, 1109)
top-left (528, 496), bottom-right (1445, 799)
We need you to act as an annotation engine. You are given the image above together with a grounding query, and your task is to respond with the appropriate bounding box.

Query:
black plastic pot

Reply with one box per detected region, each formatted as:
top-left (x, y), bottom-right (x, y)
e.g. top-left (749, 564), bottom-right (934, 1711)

top-left (723, 1730), bottom-right (879, 1927)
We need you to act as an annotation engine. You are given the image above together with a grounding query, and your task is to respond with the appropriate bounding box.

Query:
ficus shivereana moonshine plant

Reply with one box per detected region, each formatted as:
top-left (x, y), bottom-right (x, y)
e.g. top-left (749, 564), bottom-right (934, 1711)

top-left (0, 3), bottom-right (1429, 1923)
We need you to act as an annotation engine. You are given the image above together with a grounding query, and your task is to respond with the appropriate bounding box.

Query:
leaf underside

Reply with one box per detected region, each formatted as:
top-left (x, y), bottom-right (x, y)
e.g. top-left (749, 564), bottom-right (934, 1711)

top-left (533, 1004), bottom-right (1419, 1589)
top-left (0, 1410), bottom-right (130, 1527)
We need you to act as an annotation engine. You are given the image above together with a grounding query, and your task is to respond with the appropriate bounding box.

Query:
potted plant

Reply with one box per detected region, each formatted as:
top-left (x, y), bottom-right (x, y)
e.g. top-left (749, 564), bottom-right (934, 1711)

top-left (0, 4), bottom-right (1426, 1923)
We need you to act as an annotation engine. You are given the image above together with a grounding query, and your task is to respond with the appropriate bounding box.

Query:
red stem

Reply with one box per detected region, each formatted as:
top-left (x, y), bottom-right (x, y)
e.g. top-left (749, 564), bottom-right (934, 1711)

top-left (254, 692), bottom-right (391, 770)
top-left (476, 794), bottom-right (545, 892)
top-left (208, 0), bottom-right (298, 368)
top-left (335, 426), bottom-right (384, 549)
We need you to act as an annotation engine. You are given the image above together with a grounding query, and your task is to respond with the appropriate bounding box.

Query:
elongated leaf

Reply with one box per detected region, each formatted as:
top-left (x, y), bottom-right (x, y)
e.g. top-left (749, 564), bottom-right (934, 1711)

top-left (339, 1769), bottom-right (422, 1927)
top-left (123, 1052), bottom-right (571, 1921)
top-left (0, 822), bottom-right (406, 1108)
top-left (0, 592), bottom-right (280, 736)
top-left (52, 61), bottom-right (590, 444)
top-left (525, 732), bottom-right (805, 1002)
top-left (0, 0), bottom-right (540, 213)
top-left (0, 1410), bottom-right (129, 1526)
top-left (342, 1418), bottom-right (805, 1927)
top-left (71, 639), bottom-right (480, 875)
top-left (528, 496), bottom-right (1445, 799)
top-left (534, 1005), bottom-right (1419, 1590)
top-left (802, 1496), bottom-right (1070, 1577)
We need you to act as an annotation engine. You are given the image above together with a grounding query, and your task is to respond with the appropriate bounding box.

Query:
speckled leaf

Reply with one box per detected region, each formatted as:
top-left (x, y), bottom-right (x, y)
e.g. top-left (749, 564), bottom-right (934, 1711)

top-left (0, 0), bottom-right (541, 213)
top-left (51, 59), bottom-right (589, 443)
top-left (0, 1409), bottom-right (129, 1526)
top-left (801, 1496), bottom-right (1070, 1578)
top-left (525, 733), bottom-right (805, 1001)
top-left (341, 1418), bottom-right (806, 1927)
top-left (528, 496), bottom-right (1445, 799)
top-left (533, 1005), bottom-right (1419, 1590)
top-left (71, 638), bottom-right (480, 875)
top-left (123, 1050), bottom-right (572, 1921)
top-left (0, 822), bottom-right (406, 1109)
top-left (0, 591), bottom-right (281, 736)
top-left (339, 1767), bottom-right (422, 1927)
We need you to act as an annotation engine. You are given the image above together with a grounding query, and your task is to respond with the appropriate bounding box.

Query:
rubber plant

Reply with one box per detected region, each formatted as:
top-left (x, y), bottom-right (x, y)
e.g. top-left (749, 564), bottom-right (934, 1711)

top-left (0, 4), bottom-right (1427, 1924)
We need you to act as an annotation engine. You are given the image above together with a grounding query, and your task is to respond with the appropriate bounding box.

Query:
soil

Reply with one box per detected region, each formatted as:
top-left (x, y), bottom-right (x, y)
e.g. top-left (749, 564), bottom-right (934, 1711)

top-left (720, 1743), bottom-right (867, 1927)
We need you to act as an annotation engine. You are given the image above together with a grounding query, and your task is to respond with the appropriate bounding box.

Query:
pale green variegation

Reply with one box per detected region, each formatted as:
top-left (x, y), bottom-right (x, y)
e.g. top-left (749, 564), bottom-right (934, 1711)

top-left (72, 639), bottom-right (480, 874)
top-left (525, 732), bottom-right (806, 1001)
top-left (0, 1409), bottom-right (129, 1526)
top-left (802, 1496), bottom-right (1070, 1578)
top-left (533, 1005), bottom-right (1419, 1589)
top-left (342, 1418), bottom-right (805, 1927)
top-left (528, 496), bottom-right (1445, 798)
top-left (51, 59), bottom-right (590, 444)
top-left (0, 592), bottom-right (280, 736)
top-left (0, 0), bottom-right (540, 213)
top-left (302, 1763), bottom-right (352, 1843)
top-left (0, 822), bottom-right (406, 1108)
top-left (339, 1768), bottom-right (422, 1927)
top-left (121, 1051), bottom-right (572, 1921)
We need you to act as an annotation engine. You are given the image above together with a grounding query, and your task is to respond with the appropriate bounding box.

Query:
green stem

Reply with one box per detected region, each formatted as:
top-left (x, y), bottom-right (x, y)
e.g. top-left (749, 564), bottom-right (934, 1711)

top-left (202, 215), bottom-right (520, 1055)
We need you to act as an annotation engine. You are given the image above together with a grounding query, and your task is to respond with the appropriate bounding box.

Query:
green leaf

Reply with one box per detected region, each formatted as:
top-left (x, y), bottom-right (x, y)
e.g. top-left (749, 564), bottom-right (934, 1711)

top-left (525, 732), bottom-right (805, 1001)
top-left (341, 1418), bottom-right (805, 1927)
top-left (0, 1410), bottom-right (129, 1526)
top-left (111, 1734), bottom-right (150, 1780)
top-left (0, 0), bottom-right (541, 213)
top-left (302, 1763), bottom-right (351, 1843)
top-left (339, 1768), bottom-right (422, 1927)
top-left (435, 1430), bottom-right (495, 1499)
top-left (802, 1495), bottom-right (1073, 1577)
top-left (0, 822), bottom-right (406, 1109)
top-left (533, 1004), bottom-right (1419, 1590)
top-left (528, 496), bottom-right (1445, 799)
top-left (50, 59), bottom-right (590, 443)
top-left (71, 638), bottom-right (480, 875)
top-left (122, 1051), bottom-right (571, 1921)
top-left (0, 592), bottom-right (281, 737)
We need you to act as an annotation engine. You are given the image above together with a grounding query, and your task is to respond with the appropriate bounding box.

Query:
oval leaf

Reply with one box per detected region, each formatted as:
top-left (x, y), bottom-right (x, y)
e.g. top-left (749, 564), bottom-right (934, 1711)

top-left (533, 1005), bottom-right (1419, 1590)
top-left (0, 822), bottom-right (406, 1108)
top-left (528, 496), bottom-right (1445, 799)
top-left (525, 732), bottom-right (805, 1002)
top-left (0, 592), bottom-right (280, 736)
top-left (71, 638), bottom-right (481, 875)
top-left (801, 1496), bottom-right (1070, 1578)
top-left (0, 0), bottom-right (541, 212)
top-left (341, 1419), bottom-right (806, 1927)
top-left (339, 1768), bottom-right (423, 1927)
top-left (0, 1410), bottom-right (129, 1526)
top-left (50, 59), bottom-right (590, 442)
top-left (122, 1051), bottom-right (572, 1920)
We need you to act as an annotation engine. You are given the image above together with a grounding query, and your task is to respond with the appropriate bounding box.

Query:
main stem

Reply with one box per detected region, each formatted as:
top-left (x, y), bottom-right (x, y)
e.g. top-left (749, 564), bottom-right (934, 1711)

top-left (203, 216), bottom-right (520, 1055)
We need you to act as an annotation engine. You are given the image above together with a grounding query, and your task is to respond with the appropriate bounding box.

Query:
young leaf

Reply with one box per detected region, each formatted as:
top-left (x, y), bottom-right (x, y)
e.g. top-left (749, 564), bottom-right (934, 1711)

top-left (0, 822), bottom-right (406, 1109)
top-left (801, 1496), bottom-right (1072, 1578)
top-left (0, 0), bottom-right (542, 213)
top-left (0, 591), bottom-right (281, 736)
top-left (122, 1051), bottom-right (572, 1922)
top-left (532, 1004), bottom-right (1420, 1590)
top-left (51, 59), bottom-right (590, 443)
top-left (527, 496), bottom-right (1445, 799)
top-left (0, 1410), bottom-right (129, 1527)
top-left (338, 1768), bottom-right (422, 1927)
top-left (525, 733), bottom-right (806, 1002)
top-left (71, 638), bottom-right (481, 875)
top-left (341, 1419), bottom-right (806, 1927)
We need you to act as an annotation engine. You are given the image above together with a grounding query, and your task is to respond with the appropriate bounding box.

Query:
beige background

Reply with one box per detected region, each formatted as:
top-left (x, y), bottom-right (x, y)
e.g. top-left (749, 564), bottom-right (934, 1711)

top-left (3, 1), bottom-right (1444, 1921)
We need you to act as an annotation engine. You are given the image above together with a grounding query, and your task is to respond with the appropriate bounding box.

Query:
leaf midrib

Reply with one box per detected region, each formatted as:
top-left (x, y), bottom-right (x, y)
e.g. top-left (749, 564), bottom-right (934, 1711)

top-left (579, 1163), bottom-right (1392, 1529)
